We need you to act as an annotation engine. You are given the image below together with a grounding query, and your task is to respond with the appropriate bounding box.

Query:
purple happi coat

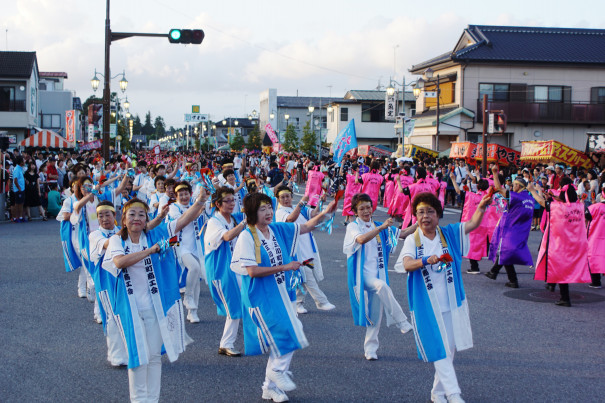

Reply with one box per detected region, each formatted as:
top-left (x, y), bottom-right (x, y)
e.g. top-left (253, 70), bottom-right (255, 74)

top-left (489, 190), bottom-right (534, 266)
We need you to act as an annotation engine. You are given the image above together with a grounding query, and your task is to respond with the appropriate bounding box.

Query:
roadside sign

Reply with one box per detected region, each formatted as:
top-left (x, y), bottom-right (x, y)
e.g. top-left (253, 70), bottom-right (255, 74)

top-left (185, 113), bottom-right (208, 122)
top-left (424, 91), bottom-right (437, 98)
top-left (192, 105), bottom-right (200, 113)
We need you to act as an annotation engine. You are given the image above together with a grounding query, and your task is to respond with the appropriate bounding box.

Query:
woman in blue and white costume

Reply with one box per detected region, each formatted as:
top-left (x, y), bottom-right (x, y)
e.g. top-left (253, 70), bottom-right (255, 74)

top-left (231, 192), bottom-right (335, 402)
top-left (274, 185), bottom-right (335, 314)
top-left (166, 181), bottom-right (211, 323)
top-left (58, 178), bottom-right (86, 295)
top-left (71, 175), bottom-right (128, 322)
top-left (401, 192), bottom-right (491, 403)
top-left (343, 193), bottom-right (414, 362)
top-left (146, 175), bottom-right (166, 219)
top-left (102, 195), bottom-right (206, 403)
top-left (203, 186), bottom-right (247, 357)
top-left (222, 168), bottom-right (246, 213)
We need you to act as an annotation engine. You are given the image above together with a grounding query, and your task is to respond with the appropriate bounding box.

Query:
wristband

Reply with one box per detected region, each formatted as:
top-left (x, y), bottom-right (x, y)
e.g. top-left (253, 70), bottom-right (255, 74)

top-left (421, 256), bottom-right (429, 266)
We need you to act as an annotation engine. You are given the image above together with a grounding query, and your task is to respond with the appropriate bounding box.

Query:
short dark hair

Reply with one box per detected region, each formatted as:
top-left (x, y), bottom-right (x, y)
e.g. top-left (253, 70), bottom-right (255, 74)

top-left (477, 179), bottom-right (489, 191)
top-left (138, 161), bottom-right (147, 167)
top-left (416, 166), bottom-right (427, 180)
top-left (351, 193), bottom-right (372, 214)
top-left (175, 181), bottom-right (192, 194)
top-left (412, 192), bottom-right (443, 217)
top-left (154, 175), bottom-right (166, 187)
top-left (165, 178), bottom-right (177, 188)
top-left (243, 192), bottom-right (272, 226)
top-left (212, 186), bottom-right (235, 207)
top-left (223, 168), bottom-right (235, 178)
top-left (274, 184), bottom-right (292, 198)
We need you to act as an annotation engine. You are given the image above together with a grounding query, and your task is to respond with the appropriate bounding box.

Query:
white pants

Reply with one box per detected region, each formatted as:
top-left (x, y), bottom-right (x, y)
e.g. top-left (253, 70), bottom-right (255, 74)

top-left (263, 350), bottom-right (294, 390)
top-left (106, 315), bottom-right (128, 366)
top-left (128, 309), bottom-right (163, 403)
top-left (296, 267), bottom-right (329, 307)
top-left (363, 277), bottom-right (409, 355)
top-left (220, 317), bottom-right (240, 349)
top-left (181, 253), bottom-right (202, 311)
top-left (432, 311), bottom-right (461, 398)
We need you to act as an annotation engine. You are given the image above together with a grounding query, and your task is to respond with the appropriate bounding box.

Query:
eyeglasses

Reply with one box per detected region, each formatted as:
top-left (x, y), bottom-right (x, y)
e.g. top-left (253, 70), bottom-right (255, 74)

top-left (222, 198), bottom-right (236, 204)
top-left (416, 209), bottom-right (437, 216)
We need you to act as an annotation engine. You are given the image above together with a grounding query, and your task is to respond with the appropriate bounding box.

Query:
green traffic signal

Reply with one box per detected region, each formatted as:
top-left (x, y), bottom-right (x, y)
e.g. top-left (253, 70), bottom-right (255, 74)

top-left (169, 29), bottom-right (182, 43)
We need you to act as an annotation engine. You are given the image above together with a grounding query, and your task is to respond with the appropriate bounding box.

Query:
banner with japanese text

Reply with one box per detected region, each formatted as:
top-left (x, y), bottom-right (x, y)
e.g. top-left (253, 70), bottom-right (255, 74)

top-left (65, 110), bottom-right (76, 142)
top-left (264, 123), bottom-right (278, 144)
top-left (520, 140), bottom-right (593, 169)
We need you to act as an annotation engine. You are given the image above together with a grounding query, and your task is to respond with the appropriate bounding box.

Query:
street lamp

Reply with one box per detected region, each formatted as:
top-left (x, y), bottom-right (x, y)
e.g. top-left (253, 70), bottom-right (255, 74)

top-left (91, 69), bottom-right (128, 93)
top-left (123, 97), bottom-right (130, 110)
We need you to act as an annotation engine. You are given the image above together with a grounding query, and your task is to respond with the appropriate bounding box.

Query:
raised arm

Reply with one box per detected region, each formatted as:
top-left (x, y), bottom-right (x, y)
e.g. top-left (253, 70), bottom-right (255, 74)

top-left (354, 217), bottom-right (393, 245)
top-left (173, 189), bottom-right (208, 233)
top-left (113, 243), bottom-right (161, 269)
top-left (527, 181), bottom-right (546, 208)
top-left (300, 200), bottom-right (336, 234)
top-left (449, 171), bottom-right (461, 195)
top-left (491, 166), bottom-right (506, 196)
top-left (284, 195), bottom-right (309, 222)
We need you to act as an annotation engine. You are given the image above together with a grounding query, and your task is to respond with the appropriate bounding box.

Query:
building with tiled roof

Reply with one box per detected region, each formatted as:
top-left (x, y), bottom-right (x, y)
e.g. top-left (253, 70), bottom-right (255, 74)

top-left (409, 25), bottom-right (605, 153)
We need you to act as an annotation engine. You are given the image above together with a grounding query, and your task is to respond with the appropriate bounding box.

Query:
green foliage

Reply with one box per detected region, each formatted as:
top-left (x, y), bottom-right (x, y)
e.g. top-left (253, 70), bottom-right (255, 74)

top-left (201, 137), bottom-right (213, 152)
top-left (194, 138), bottom-right (200, 151)
top-left (282, 124), bottom-right (299, 153)
top-left (154, 116), bottom-right (166, 138)
top-left (132, 115), bottom-right (142, 136)
top-left (82, 95), bottom-right (102, 113)
top-left (301, 121), bottom-right (318, 155)
top-left (246, 124), bottom-right (262, 151)
top-left (230, 132), bottom-right (245, 151)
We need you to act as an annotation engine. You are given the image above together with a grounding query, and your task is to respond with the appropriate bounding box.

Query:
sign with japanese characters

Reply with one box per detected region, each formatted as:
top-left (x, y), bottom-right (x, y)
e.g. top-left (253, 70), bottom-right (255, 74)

top-left (385, 93), bottom-right (396, 121)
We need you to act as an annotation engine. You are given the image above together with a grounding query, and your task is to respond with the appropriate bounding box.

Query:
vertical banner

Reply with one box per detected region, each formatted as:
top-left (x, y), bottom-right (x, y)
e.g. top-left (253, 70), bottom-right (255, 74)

top-left (87, 124), bottom-right (95, 142)
top-left (332, 119), bottom-right (357, 165)
top-left (65, 110), bottom-right (75, 142)
top-left (385, 93), bottom-right (396, 121)
top-left (404, 119), bottom-right (416, 138)
top-left (265, 123), bottom-right (278, 144)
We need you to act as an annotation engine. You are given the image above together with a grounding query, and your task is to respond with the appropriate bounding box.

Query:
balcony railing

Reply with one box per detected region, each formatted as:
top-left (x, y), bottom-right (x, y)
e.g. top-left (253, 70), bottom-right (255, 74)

top-left (0, 100), bottom-right (27, 112)
top-left (476, 100), bottom-right (605, 125)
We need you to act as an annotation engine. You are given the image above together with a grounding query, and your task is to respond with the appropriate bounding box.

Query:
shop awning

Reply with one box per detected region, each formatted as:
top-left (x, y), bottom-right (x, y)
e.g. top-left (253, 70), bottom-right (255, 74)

top-left (520, 140), bottom-right (594, 169)
top-left (20, 130), bottom-right (74, 148)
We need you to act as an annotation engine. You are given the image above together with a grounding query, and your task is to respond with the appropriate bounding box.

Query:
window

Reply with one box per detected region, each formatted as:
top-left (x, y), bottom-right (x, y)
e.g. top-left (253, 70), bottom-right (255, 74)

top-left (361, 103), bottom-right (386, 123)
top-left (479, 83), bottom-right (510, 102)
top-left (340, 107), bottom-right (348, 121)
top-left (41, 114), bottom-right (61, 129)
top-left (591, 87), bottom-right (605, 104)
top-left (529, 85), bottom-right (570, 103)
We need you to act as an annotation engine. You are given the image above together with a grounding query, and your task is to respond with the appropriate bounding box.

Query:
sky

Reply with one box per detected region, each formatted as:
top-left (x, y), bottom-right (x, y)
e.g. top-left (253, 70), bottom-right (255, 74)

top-left (3, 0), bottom-right (605, 129)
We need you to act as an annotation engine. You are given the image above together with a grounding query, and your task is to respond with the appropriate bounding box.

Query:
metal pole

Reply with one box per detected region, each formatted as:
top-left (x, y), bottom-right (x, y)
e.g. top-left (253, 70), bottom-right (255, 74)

top-left (317, 97), bottom-right (322, 157)
top-left (482, 94), bottom-right (488, 177)
top-left (102, 0), bottom-right (111, 161)
top-left (436, 74), bottom-right (440, 151)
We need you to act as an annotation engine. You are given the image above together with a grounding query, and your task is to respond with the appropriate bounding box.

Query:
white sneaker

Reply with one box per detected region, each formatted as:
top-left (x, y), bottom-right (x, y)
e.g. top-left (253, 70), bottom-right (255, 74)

top-left (86, 287), bottom-right (95, 303)
top-left (262, 386), bottom-right (289, 402)
top-left (447, 393), bottom-right (465, 403)
top-left (431, 394), bottom-right (447, 403)
top-left (266, 369), bottom-right (296, 392)
top-left (296, 305), bottom-right (308, 314)
top-left (187, 309), bottom-right (200, 323)
top-left (399, 320), bottom-right (413, 334)
top-left (94, 315), bottom-right (103, 324)
top-left (365, 352), bottom-right (378, 361)
top-left (316, 302), bottom-right (336, 311)
top-left (78, 290), bottom-right (87, 298)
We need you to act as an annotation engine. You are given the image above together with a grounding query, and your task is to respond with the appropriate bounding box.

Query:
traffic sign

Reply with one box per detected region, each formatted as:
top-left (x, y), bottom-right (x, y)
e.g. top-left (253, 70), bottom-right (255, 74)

top-left (192, 105), bottom-right (200, 113)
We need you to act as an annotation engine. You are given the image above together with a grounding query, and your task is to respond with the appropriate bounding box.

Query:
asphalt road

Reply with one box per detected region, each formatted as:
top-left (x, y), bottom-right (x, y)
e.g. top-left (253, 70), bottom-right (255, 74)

top-left (1, 205), bottom-right (604, 402)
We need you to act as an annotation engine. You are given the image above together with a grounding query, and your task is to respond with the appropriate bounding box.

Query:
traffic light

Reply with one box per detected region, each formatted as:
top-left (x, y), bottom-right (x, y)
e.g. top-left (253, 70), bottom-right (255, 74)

top-left (168, 29), bottom-right (204, 44)
top-left (494, 112), bottom-right (507, 133)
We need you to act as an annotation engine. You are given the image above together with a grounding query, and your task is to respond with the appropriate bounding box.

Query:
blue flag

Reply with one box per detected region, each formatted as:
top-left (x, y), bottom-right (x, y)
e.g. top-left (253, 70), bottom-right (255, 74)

top-left (332, 119), bottom-right (357, 166)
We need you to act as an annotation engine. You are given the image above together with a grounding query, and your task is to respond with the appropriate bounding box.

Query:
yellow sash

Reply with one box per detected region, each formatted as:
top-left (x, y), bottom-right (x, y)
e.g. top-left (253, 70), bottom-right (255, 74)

top-left (248, 225), bottom-right (263, 264)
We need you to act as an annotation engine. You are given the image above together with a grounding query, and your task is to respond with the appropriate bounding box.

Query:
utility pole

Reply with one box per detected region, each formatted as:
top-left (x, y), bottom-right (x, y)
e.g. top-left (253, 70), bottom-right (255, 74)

top-left (102, 0), bottom-right (111, 160)
top-left (481, 94), bottom-right (488, 177)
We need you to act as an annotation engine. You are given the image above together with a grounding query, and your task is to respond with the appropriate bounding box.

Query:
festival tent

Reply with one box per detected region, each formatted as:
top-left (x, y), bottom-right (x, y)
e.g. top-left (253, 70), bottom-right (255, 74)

top-left (520, 140), bottom-right (594, 169)
top-left (19, 130), bottom-right (74, 148)
top-left (405, 144), bottom-right (438, 158)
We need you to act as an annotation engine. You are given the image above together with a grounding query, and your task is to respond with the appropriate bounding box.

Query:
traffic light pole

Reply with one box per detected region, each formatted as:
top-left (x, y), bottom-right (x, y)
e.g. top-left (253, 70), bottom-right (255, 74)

top-left (101, 0), bottom-right (175, 160)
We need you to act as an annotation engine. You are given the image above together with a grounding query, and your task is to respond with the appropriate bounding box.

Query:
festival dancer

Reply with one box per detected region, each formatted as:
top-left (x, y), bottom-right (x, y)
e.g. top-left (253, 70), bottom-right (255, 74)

top-left (102, 195), bottom-right (206, 402)
top-left (230, 193), bottom-right (335, 402)
top-left (166, 181), bottom-right (208, 323)
top-left (275, 185), bottom-right (336, 314)
top-left (529, 178), bottom-right (592, 306)
top-left (587, 183), bottom-right (605, 288)
top-left (383, 167), bottom-right (397, 209)
top-left (450, 173), bottom-right (500, 274)
top-left (402, 192), bottom-right (492, 403)
top-left (343, 193), bottom-right (414, 361)
top-left (342, 163), bottom-right (362, 225)
top-left (305, 162), bottom-right (325, 207)
top-left (222, 168), bottom-right (246, 213)
top-left (484, 166), bottom-right (534, 288)
top-left (360, 161), bottom-right (384, 211)
top-left (71, 175), bottom-right (128, 322)
top-left (389, 166), bottom-right (413, 219)
top-left (203, 186), bottom-right (247, 357)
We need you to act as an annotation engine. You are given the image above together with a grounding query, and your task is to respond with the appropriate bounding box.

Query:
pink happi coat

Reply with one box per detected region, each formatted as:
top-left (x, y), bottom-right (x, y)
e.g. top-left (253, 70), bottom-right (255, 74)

top-left (460, 190), bottom-right (499, 260)
top-left (361, 170), bottom-right (384, 211)
top-left (404, 179), bottom-right (440, 226)
top-left (383, 174), bottom-right (396, 209)
top-left (438, 181), bottom-right (447, 208)
top-left (305, 167), bottom-right (324, 207)
top-left (587, 201), bottom-right (605, 274)
top-left (389, 174), bottom-right (413, 216)
top-left (534, 199), bottom-right (590, 284)
top-left (342, 173), bottom-right (362, 217)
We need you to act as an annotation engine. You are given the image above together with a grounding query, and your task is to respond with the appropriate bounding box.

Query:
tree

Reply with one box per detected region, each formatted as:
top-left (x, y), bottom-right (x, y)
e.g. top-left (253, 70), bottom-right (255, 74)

top-left (133, 114), bottom-right (142, 136)
top-left (82, 95), bottom-right (102, 113)
top-left (301, 121), bottom-right (318, 156)
top-left (246, 124), bottom-right (262, 151)
top-left (282, 124), bottom-right (299, 153)
top-left (142, 111), bottom-right (154, 137)
top-left (230, 132), bottom-right (245, 151)
top-left (154, 116), bottom-right (166, 138)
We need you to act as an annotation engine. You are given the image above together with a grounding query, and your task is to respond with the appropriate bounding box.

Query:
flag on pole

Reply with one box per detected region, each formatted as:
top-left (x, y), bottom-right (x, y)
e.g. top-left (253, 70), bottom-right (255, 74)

top-left (332, 119), bottom-right (357, 166)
